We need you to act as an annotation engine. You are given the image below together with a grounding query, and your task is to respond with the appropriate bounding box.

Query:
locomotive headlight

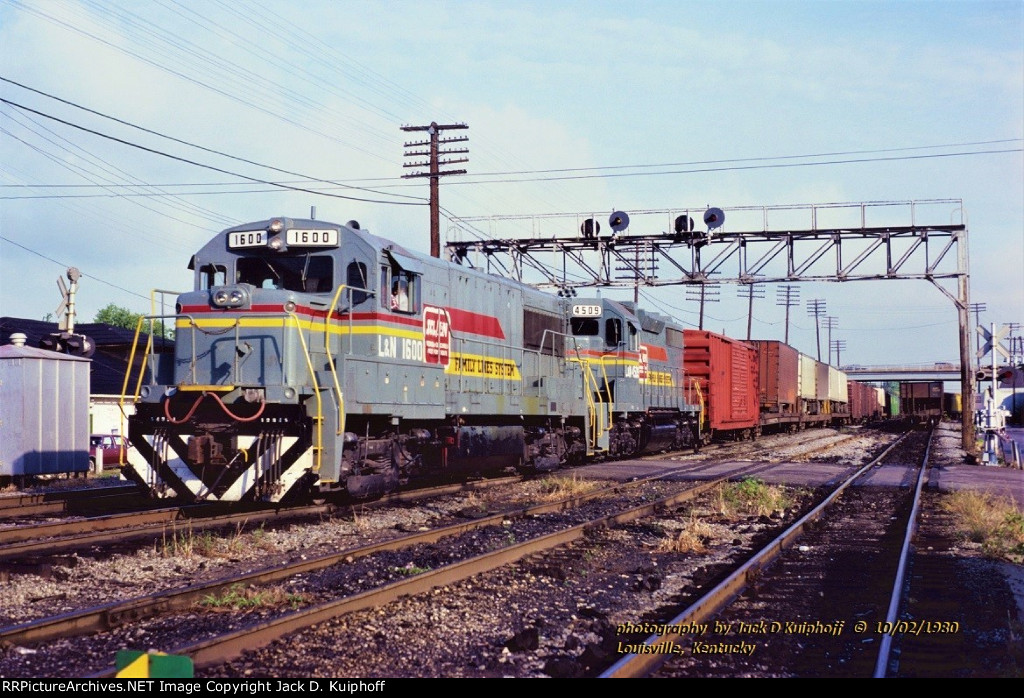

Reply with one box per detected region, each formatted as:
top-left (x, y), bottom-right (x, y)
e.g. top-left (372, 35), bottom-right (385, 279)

top-left (284, 301), bottom-right (296, 312)
top-left (268, 219), bottom-right (284, 233)
top-left (268, 236), bottom-right (284, 251)
top-left (211, 285), bottom-right (248, 308)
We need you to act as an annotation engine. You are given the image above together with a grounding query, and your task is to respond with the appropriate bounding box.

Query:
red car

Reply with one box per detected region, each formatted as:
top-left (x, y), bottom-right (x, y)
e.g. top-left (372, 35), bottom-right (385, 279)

top-left (89, 434), bottom-right (133, 471)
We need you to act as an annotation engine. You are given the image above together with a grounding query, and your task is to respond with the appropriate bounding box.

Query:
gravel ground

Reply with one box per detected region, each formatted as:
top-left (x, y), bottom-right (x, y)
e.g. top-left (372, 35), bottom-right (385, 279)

top-left (1, 424), bottom-right (1020, 678)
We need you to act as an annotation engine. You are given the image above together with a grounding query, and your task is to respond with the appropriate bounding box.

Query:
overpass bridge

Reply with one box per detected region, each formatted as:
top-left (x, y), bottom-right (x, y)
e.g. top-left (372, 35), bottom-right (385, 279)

top-left (842, 364), bottom-right (962, 382)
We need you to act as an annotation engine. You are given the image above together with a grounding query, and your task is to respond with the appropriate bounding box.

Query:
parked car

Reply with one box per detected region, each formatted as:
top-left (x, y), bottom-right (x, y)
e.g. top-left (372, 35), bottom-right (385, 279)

top-left (89, 434), bottom-right (134, 472)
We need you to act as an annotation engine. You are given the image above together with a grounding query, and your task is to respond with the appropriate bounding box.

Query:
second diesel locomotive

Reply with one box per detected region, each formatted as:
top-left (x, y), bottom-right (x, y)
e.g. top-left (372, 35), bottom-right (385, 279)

top-left (123, 217), bottom-right (702, 503)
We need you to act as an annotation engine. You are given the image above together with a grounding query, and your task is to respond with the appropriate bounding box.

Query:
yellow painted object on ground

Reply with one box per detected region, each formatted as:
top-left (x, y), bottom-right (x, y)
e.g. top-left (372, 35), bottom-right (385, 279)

top-left (115, 650), bottom-right (193, 678)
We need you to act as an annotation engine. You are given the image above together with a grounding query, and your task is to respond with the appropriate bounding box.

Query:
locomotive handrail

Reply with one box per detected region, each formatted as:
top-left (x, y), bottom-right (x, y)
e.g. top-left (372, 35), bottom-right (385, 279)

top-left (324, 284), bottom-right (352, 436)
top-left (118, 312), bottom-right (185, 437)
top-left (286, 310), bottom-right (323, 472)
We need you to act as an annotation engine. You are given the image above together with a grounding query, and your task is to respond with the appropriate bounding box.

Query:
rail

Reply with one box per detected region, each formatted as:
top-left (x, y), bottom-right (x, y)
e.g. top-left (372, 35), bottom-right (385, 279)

top-left (600, 430), bottom-right (915, 677)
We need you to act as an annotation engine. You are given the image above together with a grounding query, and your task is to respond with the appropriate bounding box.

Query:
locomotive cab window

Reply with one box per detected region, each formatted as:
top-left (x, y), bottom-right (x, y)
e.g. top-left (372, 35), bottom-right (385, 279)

top-left (237, 255), bottom-right (333, 292)
top-left (346, 261), bottom-right (369, 305)
top-left (199, 264), bottom-right (227, 290)
top-left (384, 267), bottom-right (418, 313)
top-left (571, 318), bottom-right (599, 335)
top-left (606, 318), bottom-right (622, 347)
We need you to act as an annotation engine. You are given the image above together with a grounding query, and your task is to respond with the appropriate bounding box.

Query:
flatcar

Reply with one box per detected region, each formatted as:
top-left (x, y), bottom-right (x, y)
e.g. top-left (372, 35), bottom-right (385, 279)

top-left (122, 217), bottom-right (701, 503)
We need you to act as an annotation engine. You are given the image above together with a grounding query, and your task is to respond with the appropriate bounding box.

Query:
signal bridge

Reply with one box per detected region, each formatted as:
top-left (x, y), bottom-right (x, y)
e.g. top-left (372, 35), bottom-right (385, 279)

top-left (448, 199), bottom-right (975, 451)
top-left (843, 364), bottom-right (963, 382)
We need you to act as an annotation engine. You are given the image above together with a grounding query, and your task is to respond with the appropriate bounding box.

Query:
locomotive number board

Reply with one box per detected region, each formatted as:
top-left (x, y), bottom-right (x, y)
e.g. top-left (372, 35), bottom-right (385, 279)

top-left (571, 304), bottom-right (602, 317)
top-left (286, 229), bottom-right (338, 246)
top-left (228, 230), bottom-right (266, 248)
top-left (227, 229), bottom-right (339, 249)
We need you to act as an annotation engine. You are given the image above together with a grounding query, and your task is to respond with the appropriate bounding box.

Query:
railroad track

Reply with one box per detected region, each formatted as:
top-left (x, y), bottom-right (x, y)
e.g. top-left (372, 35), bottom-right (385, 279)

top-left (0, 427), bottom-right (909, 677)
top-left (0, 484), bottom-right (141, 520)
top-left (0, 426), bottom-right (872, 564)
top-left (604, 428), bottom-right (933, 677)
top-left (0, 458), bottom-right (778, 677)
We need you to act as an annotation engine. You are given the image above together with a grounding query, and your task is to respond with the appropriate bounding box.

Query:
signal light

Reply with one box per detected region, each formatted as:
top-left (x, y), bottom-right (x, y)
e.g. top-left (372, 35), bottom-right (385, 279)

top-left (976, 367), bottom-right (1015, 382)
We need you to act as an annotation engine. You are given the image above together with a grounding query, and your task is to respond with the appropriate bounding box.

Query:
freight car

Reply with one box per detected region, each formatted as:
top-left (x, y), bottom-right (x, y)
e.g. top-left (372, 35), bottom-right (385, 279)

top-left (847, 380), bottom-right (885, 423)
top-left (900, 381), bottom-right (944, 424)
top-left (683, 334), bottom-right (858, 442)
top-left (122, 217), bottom-right (701, 503)
top-left (943, 392), bottom-right (962, 420)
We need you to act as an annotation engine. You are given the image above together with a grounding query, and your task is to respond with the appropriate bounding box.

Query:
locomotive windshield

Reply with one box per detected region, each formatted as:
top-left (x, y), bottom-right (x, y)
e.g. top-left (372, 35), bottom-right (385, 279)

top-left (237, 255), bottom-right (333, 292)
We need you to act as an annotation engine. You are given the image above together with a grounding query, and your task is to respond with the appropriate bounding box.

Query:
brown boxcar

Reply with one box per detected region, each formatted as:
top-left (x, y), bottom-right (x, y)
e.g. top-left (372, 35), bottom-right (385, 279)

top-left (684, 330), bottom-right (759, 440)
top-left (750, 339), bottom-right (801, 429)
top-left (848, 380), bottom-right (880, 422)
top-left (900, 381), bottom-right (943, 422)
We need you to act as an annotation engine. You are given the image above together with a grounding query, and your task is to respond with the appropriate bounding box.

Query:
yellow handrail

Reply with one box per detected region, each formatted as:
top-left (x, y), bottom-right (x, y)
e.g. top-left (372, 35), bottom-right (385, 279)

top-left (324, 284), bottom-right (348, 436)
top-left (691, 378), bottom-right (706, 431)
top-left (117, 316), bottom-right (149, 464)
top-left (287, 311), bottom-right (323, 472)
top-left (598, 359), bottom-right (614, 433)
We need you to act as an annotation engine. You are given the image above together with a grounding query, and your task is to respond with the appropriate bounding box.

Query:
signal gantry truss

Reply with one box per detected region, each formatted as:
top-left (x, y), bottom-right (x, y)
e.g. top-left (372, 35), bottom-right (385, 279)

top-left (446, 200), bottom-right (966, 306)
top-left (446, 199), bottom-right (974, 450)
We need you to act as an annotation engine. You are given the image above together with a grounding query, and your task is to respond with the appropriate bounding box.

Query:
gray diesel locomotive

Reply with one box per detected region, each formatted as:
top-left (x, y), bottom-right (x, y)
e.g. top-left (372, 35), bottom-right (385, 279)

top-left (123, 217), bottom-right (701, 502)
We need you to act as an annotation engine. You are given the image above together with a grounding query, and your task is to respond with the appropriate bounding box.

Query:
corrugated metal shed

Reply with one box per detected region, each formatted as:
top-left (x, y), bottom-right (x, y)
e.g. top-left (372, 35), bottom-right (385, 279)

top-left (0, 344), bottom-right (90, 476)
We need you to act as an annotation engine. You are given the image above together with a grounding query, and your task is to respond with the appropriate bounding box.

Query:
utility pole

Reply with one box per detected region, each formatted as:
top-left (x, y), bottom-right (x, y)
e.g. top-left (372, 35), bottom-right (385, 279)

top-left (401, 122), bottom-right (468, 258)
top-left (968, 302), bottom-right (987, 358)
top-left (737, 284), bottom-right (765, 341)
top-left (824, 316), bottom-right (839, 363)
top-left (686, 285), bottom-right (720, 330)
top-left (830, 339), bottom-right (847, 368)
top-left (775, 286), bottom-right (800, 345)
top-left (807, 299), bottom-right (827, 361)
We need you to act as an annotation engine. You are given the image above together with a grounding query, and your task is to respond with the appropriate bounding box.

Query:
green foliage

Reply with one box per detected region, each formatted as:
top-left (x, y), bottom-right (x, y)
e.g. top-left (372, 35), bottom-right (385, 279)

top-left (200, 584), bottom-right (307, 610)
top-left (714, 477), bottom-right (794, 518)
top-left (391, 562), bottom-right (431, 576)
top-left (944, 490), bottom-right (1024, 563)
top-left (94, 303), bottom-right (173, 339)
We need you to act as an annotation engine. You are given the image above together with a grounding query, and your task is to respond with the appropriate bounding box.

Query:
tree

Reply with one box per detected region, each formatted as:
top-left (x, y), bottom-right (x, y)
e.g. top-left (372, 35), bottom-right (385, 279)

top-left (94, 303), bottom-right (174, 339)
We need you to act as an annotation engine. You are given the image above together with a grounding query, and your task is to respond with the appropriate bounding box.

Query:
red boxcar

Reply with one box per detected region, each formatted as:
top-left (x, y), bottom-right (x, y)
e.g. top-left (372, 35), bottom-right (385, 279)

top-left (683, 330), bottom-right (759, 440)
top-left (750, 340), bottom-right (800, 425)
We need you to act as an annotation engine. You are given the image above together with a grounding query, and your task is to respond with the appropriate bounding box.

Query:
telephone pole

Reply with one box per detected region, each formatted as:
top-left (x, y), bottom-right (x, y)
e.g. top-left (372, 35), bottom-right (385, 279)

top-left (807, 299), bottom-right (827, 361)
top-left (738, 283), bottom-right (765, 341)
top-left (401, 122), bottom-right (468, 258)
top-left (686, 285), bottom-right (720, 330)
top-left (824, 316), bottom-right (839, 363)
top-left (830, 339), bottom-right (847, 368)
top-left (776, 286), bottom-right (800, 345)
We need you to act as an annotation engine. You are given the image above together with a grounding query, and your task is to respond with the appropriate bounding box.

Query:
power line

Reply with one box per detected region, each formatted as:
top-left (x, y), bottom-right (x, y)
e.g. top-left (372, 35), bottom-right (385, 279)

top-left (0, 235), bottom-right (152, 301)
top-left (0, 97), bottom-right (427, 207)
top-left (462, 138), bottom-right (1024, 177)
top-left (5, 139), bottom-right (1020, 192)
top-left (0, 76), bottom-right (424, 203)
top-left (442, 148), bottom-right (1023, 186)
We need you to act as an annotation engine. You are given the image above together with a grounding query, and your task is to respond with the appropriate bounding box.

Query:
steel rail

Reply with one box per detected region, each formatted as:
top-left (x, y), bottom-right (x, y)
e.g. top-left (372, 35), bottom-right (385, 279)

top-left (5, 460), bottom-right (763, 649)
top-left (599, 428), bottom-right (915, 677)
top-left (0, 485), bottom-right (139, 519)
top-left (873, 426), bottom-right (934, 677)
top-left (97, 475), bottom-right (739, 674)
top-left (0, 504), bottom-right (333, 559)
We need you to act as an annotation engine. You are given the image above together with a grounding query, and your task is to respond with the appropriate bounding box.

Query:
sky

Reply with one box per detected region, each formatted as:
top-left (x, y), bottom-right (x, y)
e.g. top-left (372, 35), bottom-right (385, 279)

top-left (1, 0), bottom-right (1021, 370)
